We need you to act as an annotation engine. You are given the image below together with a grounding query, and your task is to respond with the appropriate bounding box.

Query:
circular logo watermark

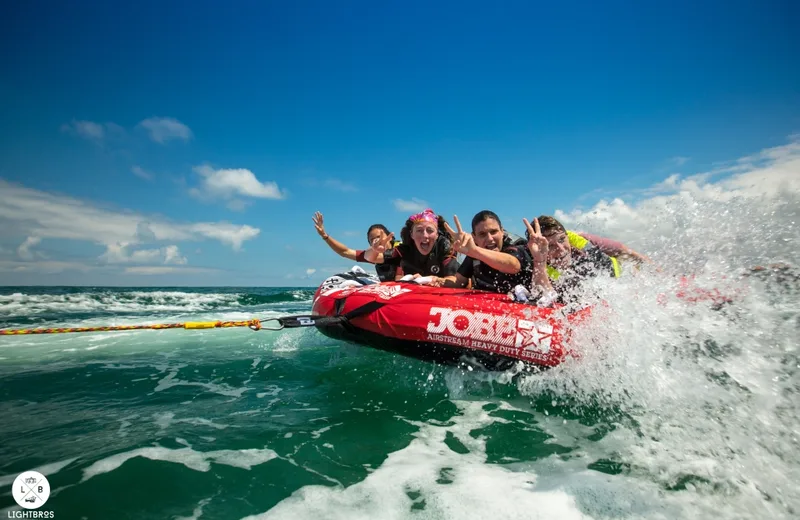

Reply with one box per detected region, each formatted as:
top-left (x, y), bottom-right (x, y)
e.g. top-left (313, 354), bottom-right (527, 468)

top-left (12, 471), bottom-right (50, 509)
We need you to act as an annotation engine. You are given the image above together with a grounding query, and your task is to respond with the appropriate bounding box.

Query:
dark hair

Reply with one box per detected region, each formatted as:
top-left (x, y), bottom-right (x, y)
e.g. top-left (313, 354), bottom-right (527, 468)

top-left (366, 224), bottom-right (390, 243)
top-left (535, 215), bottom-right (566, 236)
top-left (400, 213), bottom-right (453, 256)
top-left (524, 215), bottom-right (567, 241)
top-left (471, 210), bottom-right (502, 231)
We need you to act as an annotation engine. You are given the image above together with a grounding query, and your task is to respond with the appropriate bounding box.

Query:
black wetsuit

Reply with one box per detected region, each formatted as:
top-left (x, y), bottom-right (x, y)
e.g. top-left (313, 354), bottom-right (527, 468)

top-left (457, 236), bottom-right (533, 294)
top-left (384, 236), bottom-right (460, 278)
top-left (356, 241), bottom-right (401, 281)
top-left (550, 243), bottom-right (617, 304)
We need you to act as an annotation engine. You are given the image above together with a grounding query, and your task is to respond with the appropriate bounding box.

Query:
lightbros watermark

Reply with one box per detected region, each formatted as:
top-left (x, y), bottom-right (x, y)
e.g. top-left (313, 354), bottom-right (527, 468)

top-left (9, 471), bottom-right (54, 518)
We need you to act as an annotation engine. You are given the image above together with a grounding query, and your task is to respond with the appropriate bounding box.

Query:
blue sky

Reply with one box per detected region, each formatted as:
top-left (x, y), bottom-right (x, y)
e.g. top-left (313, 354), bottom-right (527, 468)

top-left (0, 0), bottom-right (798, 286)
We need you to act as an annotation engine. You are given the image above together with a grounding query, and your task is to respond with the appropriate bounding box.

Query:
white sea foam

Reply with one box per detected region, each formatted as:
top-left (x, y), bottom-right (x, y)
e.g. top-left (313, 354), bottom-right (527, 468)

top-left (0, 457), bottom-right (78, 487)
top-left (0, 291), bottom-right (240, 317)
top-left (242, 401), bottom-right (592, 520)
top-left (0, 288), bottom-right (313, 327)
top-left (81, 443), bottom-right (278, 482)
top-left (152, 411), bottom-right (233, 430)
top-left (508, 137), bottom-right (800, 518)
top-left (175, 497), bottom-right (213, 520)
top-left (153, 368), bottom-right (251, 398)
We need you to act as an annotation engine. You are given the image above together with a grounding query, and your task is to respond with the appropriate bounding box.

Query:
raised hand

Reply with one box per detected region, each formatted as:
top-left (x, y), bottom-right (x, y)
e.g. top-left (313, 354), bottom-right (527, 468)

top-left (444, 215), bottom-right (476, 255)
top-left (312, 211), bottom-right (327, 238)
top-left (370, 232), bottom-right (395, 254)
top-left (523, 218), bottom-right (548, 262)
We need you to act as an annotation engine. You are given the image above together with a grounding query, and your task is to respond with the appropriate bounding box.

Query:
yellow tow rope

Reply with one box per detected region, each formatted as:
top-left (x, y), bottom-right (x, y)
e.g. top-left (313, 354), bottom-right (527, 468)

top-left (0, 319), bottom-right (262, 336)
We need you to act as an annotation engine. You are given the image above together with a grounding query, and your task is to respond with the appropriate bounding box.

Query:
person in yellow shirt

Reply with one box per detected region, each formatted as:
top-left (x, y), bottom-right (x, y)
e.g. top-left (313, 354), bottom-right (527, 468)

top-left (531, 215), bottom-right (620, 303)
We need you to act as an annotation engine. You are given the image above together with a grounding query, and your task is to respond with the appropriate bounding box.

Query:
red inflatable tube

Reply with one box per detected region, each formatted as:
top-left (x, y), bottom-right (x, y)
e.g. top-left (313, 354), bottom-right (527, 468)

top-left (311, 281), bottom-right (593, 371)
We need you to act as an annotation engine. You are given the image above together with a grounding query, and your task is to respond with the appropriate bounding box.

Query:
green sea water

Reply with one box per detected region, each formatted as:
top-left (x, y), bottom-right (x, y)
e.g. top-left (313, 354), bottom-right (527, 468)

top-left (0, 279), bottom-right (798, 519)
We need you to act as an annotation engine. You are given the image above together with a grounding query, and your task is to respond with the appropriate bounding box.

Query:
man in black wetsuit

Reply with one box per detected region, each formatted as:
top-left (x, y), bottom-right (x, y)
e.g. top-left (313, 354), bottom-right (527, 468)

top-left (531, 215), bottom-right (619, 305)
top-left (442, 210), bottom-right (548, 294)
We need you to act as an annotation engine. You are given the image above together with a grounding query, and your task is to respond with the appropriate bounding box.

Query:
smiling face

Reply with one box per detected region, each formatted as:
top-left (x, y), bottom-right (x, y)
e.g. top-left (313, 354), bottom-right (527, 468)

top-left (411, 222), bottom-right (438, 255)
top-left (546, 231), bottom-right (572, 268)
top-left (472, 218), bottom-right (504, 251)
top-left (367, 227), bottom-right (388, 246)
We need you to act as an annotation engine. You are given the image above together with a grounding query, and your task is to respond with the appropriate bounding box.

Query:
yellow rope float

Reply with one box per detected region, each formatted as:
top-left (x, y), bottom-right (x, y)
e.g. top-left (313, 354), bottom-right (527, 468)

top-left (0, 319), bottom-right (262, 335)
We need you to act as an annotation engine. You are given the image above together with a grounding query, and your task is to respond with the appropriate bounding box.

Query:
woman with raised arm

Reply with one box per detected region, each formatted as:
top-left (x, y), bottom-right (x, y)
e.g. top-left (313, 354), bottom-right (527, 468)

top-left (312, 211), bottom-right (400, 281)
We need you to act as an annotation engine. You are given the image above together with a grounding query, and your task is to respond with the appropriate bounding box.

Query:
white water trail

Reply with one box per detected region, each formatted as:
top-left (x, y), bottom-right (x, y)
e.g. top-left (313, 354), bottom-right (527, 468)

top-left (516, 137), bottom-right (800, 518)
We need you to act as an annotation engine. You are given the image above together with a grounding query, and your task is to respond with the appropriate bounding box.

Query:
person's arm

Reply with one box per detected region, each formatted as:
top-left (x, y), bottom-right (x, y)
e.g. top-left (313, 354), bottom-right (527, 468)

top-left (444, 216), bottom-right (520, 274)
top-left (442, 273), bottom-right (469, 288)
top-left (363, 246), bottom-right (386, 264)
top-left (312, 211), bottom-right (357, 261)
top-left (443, 257), bottom-right (472, 288)
top-left (364, 247), bottom-right (386, 264)
top-left (531, 257), bottom-right (553, 295)
top-left (523, 218), bottom-right (556, 297)
top-left (464, 246), bottom-right (521, 274)
top-left (362, 233), bottom-right (396, 264)
top-left (581, 243), bottom-right (621, 278)
top-left (577, 232), bottom-right (651, 264)
top-left (325, 236), bottom-right (358, 261)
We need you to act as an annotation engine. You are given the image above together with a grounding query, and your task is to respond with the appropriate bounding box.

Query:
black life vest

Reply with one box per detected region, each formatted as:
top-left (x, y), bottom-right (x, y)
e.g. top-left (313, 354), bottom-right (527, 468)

top-left (395, 235), bottom-right (454, 276)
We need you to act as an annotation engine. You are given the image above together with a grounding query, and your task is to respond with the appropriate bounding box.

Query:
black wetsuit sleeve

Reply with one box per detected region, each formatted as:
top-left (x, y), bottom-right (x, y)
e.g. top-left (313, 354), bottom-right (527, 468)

top-left (497, 245), bottom-right (533, 293)
top-left (581, 244), bottom-right (617, 277)
top-left (457, 258), bottom-right (474, 278)
top-left (506, 245), bottom-right (531, 266)
top-left (382, 248), bottom-right (403, 266)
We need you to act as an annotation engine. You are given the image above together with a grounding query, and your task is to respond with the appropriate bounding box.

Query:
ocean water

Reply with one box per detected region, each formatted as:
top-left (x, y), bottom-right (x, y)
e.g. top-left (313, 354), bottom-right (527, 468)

top-left (0, 266), bottom-right (797, 520)
top-left (2, 151), bottom-right (800, 519)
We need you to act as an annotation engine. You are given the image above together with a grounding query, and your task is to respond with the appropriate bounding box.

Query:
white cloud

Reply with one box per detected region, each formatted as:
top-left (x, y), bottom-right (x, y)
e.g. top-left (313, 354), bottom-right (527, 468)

top-left (187, 222), bottom-right (260, 251)
top-left (191, 165), bottom-right (286, 209)
top-left (393, 198), bottom-right (428, 212)
top-left (137, 117), bottom-right (193, 144)
top-left (99, 243), bottom-right (187, 265)
top-left (163, 245), bottom-right (187, 265)
top-left (0, 259), bottom-right (100, 274)
top-left (670, 156), bottom-right (690, 166)
top-left (131, 166), bottom-right (154, 180)
top-left (60, 120), bottom-right (125, 142)
top-left (0, 258), bottom-right (213, 276)
top-left (17, 236), bottom-right (41, 260)
top-left (0, 180), bottom-right (261, 253)
top-left (553, 136), bottom-right (800, 267)
top-left (135, 222), bottom-right (157, 242)
top-left (305, 268), bottom-right (316, 278)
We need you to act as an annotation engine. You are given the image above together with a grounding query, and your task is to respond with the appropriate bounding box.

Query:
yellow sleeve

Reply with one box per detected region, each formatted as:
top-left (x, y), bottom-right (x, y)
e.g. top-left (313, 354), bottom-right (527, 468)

top-left (610, 256), bottom-right (621, 278)
top-left (566, 230), bottom-right (589, 250)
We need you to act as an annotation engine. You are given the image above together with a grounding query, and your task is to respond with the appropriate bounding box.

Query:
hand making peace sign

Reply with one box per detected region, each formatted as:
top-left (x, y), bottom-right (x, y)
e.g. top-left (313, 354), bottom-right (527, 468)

top-left (523, 217), bottom-right (549, 262)
top-left (443, 215), bottom-right (477, 255)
